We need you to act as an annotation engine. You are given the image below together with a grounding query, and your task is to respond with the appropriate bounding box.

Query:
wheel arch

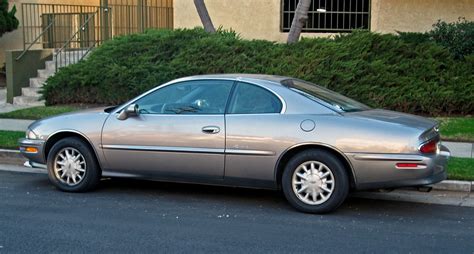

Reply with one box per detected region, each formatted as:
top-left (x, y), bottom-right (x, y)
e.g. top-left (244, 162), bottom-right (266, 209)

top-left (44, 130), bottom-right (102, 170)
top-left (275, 143), bottom-right (357, 189)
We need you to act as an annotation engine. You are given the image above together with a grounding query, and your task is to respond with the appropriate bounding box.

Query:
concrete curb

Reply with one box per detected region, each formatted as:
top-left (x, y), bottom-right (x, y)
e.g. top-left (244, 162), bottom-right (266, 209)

top-left (431, 180), bottom-right (473, 193)
top-left (0, 149), bottom-right (24, 165)
top-left (0, 148), bottom-right (472, 193)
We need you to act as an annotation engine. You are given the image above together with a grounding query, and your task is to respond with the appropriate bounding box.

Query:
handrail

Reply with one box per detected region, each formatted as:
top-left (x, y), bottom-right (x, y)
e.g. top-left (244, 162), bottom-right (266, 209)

top-left (16, 17), bottom-right (56, 61)
top-left (54, 8), bottom-right (101, 71)
top-left (55, 10), bottom-right (98, 55)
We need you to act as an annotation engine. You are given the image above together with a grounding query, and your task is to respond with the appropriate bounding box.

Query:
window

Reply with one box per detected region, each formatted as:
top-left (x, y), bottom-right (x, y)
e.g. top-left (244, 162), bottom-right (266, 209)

top-left (228, 82), bottom-right (283, 114)
top-left (135, 80), bottom-right (234, 114)
top-left (282, 79), bottom-right (370, 112)
top-left (281, 0), bottom-right (370, 33)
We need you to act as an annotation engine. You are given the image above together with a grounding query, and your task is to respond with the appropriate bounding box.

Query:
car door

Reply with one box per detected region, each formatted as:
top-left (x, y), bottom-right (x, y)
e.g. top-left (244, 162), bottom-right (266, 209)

top-left (101, 79), bottom-right (234, 179)
top-left (224, 81), bottom-right (285, 183)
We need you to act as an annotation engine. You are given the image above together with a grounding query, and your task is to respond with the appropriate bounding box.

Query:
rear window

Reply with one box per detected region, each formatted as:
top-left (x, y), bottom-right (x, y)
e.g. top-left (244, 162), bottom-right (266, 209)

top-left (281, 79), bottom-right (370, 112)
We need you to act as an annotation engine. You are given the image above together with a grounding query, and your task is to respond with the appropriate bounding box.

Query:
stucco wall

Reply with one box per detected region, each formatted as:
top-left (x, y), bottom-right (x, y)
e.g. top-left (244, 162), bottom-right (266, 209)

top-left (175, 0), bottom-right (474, 42)
top-left (174, 0), bottom-right (324, 42)
top-left (0, 0), bottom-right (100, 66)
top-left (371, 0), bottom-right (474, 33)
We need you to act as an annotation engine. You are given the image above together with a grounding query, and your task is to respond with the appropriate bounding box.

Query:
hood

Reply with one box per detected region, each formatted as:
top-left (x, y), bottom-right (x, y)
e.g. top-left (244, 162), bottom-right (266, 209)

top-left (344, 109), bottom-right (438, 131)
top-left (28, 107), bottom-right (110, 131)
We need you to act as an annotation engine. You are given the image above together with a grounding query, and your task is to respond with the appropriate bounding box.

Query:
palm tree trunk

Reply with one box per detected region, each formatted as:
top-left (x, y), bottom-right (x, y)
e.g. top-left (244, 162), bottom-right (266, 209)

top-left (287, 0), bottom-right (312, 44)
top-left (193, 0), bottom-right (216, 33)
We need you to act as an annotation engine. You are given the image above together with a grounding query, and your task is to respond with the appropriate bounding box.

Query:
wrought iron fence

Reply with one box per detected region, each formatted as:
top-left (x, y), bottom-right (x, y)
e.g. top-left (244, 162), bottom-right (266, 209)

top-left (17, 0), bottom-right (173, 62)
top-left (17, 3), bottom-right (108, 60)
top-left (109, 0), bottom-right (173, 35)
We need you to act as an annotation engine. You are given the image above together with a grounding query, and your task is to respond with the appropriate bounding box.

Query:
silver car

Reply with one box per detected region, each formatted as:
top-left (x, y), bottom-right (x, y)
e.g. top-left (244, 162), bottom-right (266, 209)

top-left (19, 74), bottom-right (450, 213)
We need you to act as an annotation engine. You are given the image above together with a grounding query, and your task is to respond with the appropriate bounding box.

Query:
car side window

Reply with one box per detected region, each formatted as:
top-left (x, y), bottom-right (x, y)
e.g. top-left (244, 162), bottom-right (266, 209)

top-left (227, 82), bottom-right (282, 114)
top-left (135, 80), bottom-right (234, 114)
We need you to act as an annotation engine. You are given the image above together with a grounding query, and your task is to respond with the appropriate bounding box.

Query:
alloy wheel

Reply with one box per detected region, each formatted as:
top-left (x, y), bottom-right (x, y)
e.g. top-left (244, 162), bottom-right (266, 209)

top-left (291, 160), bottom-right (335, 205)
top-left (53, 147), bottom-right (87, 186)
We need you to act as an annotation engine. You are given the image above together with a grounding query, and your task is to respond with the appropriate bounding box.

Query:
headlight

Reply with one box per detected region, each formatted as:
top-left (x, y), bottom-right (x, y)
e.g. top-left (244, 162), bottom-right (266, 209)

top-left (26, 129), bottom-right (39, 140)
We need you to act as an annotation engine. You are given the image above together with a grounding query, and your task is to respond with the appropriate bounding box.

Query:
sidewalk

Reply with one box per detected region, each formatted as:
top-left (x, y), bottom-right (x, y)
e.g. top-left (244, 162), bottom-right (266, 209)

top-left (0, 119), bottom-right (34, 131)
top-left (0, 88), bottom-right (31, 113)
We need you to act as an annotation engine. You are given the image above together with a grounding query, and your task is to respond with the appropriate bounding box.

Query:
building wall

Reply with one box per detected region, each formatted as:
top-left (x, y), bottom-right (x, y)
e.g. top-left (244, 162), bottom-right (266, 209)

top-left (371, 0), bottom-right (474, 33)
top-left (175, 0), bottom-right (474, 42)
top-left (174, 0), bottom-right (295, 42)
top-left (0, 0), bottom-right (100, 66)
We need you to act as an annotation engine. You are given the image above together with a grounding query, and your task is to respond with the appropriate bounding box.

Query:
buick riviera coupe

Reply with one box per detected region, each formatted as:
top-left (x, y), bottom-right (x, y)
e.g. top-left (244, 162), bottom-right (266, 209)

top-left (19, 74), bottom-right (450, 213)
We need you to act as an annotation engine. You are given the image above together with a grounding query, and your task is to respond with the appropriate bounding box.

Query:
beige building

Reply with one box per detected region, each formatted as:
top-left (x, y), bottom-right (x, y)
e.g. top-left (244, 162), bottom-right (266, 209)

top-left (1, 0), bottom-right (474, 65)
top-left (0, 0), bottom-right (100, 66)
top-left (175, 0), bottom-right (474, 42)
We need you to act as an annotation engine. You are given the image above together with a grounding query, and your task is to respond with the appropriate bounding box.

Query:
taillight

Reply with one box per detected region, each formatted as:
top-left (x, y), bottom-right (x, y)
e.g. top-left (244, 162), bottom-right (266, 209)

top-left (419, 139), bottom-right (438, 154)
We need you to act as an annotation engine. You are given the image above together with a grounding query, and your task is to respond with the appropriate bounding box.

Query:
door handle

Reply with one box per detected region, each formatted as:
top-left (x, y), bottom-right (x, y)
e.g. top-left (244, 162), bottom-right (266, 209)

top-left (202, 126), bottom-right (220, 134)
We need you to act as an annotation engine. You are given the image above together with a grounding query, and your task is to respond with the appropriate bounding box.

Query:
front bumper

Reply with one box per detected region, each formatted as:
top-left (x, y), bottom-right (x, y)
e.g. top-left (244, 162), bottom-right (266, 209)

top-left (349, 145), bottom-right (450, 190)
top-left (18, 138), bottom-right (46, 165)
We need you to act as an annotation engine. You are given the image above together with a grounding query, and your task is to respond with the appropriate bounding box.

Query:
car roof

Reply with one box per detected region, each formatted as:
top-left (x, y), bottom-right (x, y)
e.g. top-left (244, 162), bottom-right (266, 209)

top-left (178, 74), bottom-right (291, 85)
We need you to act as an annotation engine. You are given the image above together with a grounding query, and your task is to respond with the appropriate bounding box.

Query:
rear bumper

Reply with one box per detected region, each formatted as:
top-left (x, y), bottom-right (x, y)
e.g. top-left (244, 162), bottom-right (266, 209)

top-left (349, 145), bottom-right (450, 190)
top-left (18, 138), bottom-right (46, 164)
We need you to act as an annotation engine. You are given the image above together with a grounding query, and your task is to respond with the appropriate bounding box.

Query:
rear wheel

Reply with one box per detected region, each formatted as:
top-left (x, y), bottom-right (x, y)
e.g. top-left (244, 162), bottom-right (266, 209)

top-left (47, 137), bottom-right (101, 192)
top-left (282, 149), bottom-right (349, 213)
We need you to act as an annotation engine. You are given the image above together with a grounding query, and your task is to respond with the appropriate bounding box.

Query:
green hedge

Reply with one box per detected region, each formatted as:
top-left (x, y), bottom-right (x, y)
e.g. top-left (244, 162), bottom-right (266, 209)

top-left (399, 18), bottom-right (474, 59)
top-left (43, 28), bottom-right (474, 116)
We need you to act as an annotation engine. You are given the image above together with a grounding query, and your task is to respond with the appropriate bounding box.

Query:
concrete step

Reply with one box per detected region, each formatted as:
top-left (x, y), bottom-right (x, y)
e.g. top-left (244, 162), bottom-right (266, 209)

top-left (21, 87), bottom-right (41, 97)
top-left (13, 95), bottom-right (45, 106)
top-left (45, 60), bottom-right (55, 71)
top-left (37, 69), bottom-right (55, 79)
top-left (29, 77), bottom-right (47, 88)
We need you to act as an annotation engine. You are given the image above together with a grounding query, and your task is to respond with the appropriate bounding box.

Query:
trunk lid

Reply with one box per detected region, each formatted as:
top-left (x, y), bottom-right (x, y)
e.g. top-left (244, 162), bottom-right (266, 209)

top-left (343, 109), bottom-right (438, 131)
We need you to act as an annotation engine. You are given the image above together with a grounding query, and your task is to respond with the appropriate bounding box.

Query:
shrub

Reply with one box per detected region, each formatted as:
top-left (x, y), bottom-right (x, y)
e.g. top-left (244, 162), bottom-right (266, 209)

top-left (429, 18), bottom-right (474, 59)
top-left (397, 32), bottom-right (430, 45)
top-left (0, 0), bottom-right (19, 37)
top-left (43, 28), bottom-right (474, 116)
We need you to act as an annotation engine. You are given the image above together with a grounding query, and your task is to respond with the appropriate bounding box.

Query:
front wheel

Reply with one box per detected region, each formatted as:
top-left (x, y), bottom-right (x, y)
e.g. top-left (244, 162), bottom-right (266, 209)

top-left (47, 137), bottom-right (101, 192)
top-left (282, 149), bottom-right (349, 213)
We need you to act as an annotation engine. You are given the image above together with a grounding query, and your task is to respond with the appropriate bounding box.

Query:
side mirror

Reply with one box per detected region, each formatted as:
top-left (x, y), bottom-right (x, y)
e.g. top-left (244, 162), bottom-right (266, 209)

top-left (117, 104), bottom-right (139, 120)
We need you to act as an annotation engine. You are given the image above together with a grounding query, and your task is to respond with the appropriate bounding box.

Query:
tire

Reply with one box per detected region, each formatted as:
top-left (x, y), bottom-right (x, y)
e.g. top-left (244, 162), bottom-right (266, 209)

top-left (47, 137), bottom-right (101, 192)
top-left (282, 149), bottom-right (349, 214)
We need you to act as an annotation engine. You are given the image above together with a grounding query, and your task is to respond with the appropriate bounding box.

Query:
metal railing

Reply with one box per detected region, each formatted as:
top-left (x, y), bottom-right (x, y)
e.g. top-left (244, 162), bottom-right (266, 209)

top-left (17, 1), bottom-right (173, 61)
top-left (54, 7), bottom-right (107, 71)
top-left (109, 0), bottom-right (174, 35)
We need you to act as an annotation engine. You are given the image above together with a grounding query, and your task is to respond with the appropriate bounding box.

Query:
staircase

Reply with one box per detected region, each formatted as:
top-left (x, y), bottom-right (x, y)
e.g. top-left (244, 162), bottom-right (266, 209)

top-left (13, 50), bottom-right (88, 106)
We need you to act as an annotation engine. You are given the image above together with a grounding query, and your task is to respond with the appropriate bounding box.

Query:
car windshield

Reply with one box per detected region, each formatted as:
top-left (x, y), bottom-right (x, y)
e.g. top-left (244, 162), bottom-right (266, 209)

top-left (281, 79), bottom-right (370, 112)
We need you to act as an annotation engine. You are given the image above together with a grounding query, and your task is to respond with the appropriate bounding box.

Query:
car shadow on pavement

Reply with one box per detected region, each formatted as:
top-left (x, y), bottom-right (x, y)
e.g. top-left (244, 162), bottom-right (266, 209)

top-left (91, 177), bottom-right (454, 216)
top-left (11, 171), bottom-right (466, 217)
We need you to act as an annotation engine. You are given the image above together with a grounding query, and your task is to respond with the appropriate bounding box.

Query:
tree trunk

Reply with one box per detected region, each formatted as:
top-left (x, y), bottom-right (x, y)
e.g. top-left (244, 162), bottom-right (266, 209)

top-left (193, 0), bottom-right (216, 33)
top-left (287, 0), bottom-right (312, 44)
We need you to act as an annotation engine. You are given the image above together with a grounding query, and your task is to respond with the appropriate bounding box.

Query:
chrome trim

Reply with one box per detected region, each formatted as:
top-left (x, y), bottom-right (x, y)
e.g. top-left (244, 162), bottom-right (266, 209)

top-left (225, 149), bottom-right (276, 156)
top-left (101, 144), bottom-right (276, 156)
top-left (352, 153), bottom-right (425, 161)
top-left (102, 144), bottom-right (225, 154)
top-left (113, 77), bottom-right (287, 115)
top-left (18, 138), bottom-right (45, 146)
top-left (201, 126), bottom-right (221, 134)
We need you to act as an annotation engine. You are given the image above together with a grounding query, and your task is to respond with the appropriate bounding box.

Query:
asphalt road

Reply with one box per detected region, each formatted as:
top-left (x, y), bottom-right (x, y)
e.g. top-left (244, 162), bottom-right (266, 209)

top-left (1, 170), bottom-right (473, 254)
